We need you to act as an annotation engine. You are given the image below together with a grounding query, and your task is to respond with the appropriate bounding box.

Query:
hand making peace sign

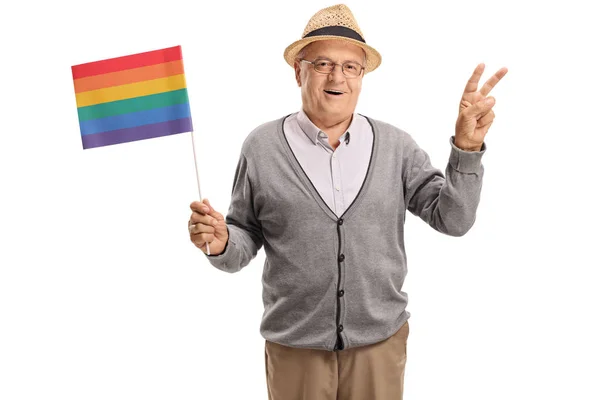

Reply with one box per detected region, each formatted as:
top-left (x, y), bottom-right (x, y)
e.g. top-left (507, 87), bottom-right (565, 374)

top-left (454, 63), bottom-right (508, 151)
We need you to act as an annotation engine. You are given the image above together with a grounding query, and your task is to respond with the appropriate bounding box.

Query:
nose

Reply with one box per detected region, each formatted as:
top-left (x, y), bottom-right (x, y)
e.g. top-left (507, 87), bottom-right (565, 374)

top-left (328, 64), bottom-right (346, 83)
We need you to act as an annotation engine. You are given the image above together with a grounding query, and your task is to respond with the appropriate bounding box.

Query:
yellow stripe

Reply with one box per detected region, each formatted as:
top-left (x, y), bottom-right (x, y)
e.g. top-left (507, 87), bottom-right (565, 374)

top-left (76, 74), bottom-right (187, 108)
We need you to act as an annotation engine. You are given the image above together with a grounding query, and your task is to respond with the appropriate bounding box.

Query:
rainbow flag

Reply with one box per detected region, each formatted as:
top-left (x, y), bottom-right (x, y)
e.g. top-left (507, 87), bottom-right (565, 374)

top-left (72, 45), bottom-right (193, 149)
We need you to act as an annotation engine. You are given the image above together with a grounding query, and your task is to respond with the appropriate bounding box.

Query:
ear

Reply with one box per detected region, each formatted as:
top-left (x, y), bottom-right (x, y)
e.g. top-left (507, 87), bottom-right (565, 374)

top-left (294, 60), bottom-right (302, 87)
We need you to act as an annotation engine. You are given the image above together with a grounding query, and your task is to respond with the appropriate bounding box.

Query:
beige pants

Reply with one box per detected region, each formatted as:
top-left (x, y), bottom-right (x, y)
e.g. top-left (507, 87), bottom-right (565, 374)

top-left (265, 320), bottom-right (409, 400)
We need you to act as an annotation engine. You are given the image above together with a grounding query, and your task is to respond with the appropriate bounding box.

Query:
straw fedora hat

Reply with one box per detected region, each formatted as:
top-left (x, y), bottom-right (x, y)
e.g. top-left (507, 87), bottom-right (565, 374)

top-left (283, 4), bottom-right (382, 74)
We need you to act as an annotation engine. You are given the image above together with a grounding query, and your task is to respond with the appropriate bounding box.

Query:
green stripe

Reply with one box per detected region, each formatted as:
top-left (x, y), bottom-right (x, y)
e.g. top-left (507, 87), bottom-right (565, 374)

top-left (77, 88), bottom-right (190, 122)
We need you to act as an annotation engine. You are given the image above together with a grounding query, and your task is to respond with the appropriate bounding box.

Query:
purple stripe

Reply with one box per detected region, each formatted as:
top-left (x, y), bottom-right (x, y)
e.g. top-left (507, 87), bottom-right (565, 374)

top-left (81, 117), bottom-right (193, 149)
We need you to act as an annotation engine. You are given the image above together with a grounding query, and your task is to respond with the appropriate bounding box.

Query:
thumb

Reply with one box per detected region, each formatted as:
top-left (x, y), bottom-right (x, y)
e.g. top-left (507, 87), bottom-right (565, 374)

top-left (465, 97), bottom-right (495, 119)
top-left (203, 198), bottom-right (224, 220)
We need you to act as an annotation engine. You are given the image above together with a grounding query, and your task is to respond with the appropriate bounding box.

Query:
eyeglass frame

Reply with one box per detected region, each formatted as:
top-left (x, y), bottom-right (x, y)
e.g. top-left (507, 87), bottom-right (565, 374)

top-left (298, 58), bottom-right (365, 78)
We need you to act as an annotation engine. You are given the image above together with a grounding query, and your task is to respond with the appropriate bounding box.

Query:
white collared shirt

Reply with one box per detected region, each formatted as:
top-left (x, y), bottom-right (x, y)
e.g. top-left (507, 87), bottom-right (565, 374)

top-left (283, 109), bottom-right (374, 216)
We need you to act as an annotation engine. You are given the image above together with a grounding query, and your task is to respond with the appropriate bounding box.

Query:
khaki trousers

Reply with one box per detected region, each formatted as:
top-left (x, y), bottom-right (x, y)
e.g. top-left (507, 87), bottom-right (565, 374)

top-left (265, 320), bottom-right (409, 400)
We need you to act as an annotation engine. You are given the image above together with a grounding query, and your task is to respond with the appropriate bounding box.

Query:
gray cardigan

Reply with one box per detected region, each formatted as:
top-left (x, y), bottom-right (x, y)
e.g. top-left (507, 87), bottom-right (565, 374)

top-left (204, 114), bottom-right (486, 351)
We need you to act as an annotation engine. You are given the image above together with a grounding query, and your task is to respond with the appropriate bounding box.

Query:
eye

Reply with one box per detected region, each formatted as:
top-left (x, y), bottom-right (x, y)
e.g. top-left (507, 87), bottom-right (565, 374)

top-left (313, 59), bottom-right (330, 66)
top-left (345, 63), bottom-right (359, 71)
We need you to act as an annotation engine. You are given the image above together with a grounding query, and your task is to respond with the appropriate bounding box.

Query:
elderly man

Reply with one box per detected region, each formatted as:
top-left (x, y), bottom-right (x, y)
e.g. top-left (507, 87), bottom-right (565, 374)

top-left (188, 3), bottom-right (507, 399)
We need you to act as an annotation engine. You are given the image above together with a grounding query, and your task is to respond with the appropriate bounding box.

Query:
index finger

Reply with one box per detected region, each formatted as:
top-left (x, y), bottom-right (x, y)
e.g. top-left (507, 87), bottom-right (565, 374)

top-left (479, 67), bottom-right (508, 97)
top-left (463, 63), bottom-right (485, 95)
top-left (190, 201), bottom-right (208, 214)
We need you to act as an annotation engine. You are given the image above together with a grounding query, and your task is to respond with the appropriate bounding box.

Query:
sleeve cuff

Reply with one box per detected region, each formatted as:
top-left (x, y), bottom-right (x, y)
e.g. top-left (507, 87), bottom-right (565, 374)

top-left (449, 136), bottom-right (486, 173)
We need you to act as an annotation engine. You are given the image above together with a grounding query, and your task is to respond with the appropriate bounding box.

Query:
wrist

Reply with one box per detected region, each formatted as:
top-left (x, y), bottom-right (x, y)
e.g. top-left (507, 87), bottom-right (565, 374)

top-left (453, 137), bottom-right (482, 152)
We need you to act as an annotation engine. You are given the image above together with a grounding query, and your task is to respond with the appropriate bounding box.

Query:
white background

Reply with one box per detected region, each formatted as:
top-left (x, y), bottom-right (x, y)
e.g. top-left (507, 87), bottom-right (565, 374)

top-left (1, 0), bottom-right (598, 399)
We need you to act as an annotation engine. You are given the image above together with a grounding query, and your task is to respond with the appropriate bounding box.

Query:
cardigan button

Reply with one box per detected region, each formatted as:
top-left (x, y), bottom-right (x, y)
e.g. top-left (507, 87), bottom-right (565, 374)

top-left (338, 290), bottom-right (345, 297)
top-left (338, 325), bottom-right (344, 333)
top-left (338, 254), bottom-right (345, 262)
top-left (338, 218), bottom-right (344, 225)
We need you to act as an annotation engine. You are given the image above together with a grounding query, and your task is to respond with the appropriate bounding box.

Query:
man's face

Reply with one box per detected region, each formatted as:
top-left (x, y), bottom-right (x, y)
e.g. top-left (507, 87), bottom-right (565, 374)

top-left (294, 40), bottom-right (365, 121)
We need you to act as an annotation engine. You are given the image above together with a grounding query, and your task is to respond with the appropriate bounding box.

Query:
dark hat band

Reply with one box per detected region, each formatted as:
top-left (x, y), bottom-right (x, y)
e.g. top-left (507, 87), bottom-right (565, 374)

top-left (303, 26), bottom-right (365, 43)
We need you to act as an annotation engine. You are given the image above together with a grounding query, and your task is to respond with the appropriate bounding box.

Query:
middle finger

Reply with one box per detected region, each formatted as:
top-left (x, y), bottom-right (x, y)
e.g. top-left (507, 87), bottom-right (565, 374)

top-left (190, 212), bottom-right (218, 226)
top-left (479, 67), bottom-right (508, 97)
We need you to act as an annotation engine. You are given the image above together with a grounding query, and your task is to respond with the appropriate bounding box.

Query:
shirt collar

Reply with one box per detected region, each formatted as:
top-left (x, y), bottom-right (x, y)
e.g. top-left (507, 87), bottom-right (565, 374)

top-left (297, 108), bottom-right (356, 146)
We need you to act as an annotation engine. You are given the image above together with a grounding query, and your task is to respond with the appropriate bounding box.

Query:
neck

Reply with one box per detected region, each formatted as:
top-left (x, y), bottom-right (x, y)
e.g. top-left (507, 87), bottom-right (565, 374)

top-left (303, 108), bottom-right (354, 141)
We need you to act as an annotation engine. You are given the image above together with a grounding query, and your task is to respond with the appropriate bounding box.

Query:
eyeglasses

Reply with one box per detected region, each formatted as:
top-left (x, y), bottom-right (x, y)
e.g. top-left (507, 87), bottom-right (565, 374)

top-left (299, 58), bottom-right (364, 78)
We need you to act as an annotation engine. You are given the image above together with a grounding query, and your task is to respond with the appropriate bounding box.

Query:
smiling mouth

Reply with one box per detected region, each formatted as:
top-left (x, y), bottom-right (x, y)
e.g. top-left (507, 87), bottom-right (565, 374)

top-left (324, 90), bottom-right (344, 96)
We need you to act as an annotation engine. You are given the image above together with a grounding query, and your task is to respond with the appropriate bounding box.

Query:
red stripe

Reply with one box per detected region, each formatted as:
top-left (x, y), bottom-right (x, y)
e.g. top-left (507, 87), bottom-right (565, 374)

top-left (72, 46), bottom-right (182, 80)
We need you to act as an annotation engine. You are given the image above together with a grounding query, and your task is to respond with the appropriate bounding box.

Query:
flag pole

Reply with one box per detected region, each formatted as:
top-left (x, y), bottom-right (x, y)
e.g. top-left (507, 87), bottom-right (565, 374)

top-left (190, 131), bottom-right (210, 255)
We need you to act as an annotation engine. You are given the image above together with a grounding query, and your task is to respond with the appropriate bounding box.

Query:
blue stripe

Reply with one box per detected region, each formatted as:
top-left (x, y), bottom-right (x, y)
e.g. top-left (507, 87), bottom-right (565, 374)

top-left (80, 102), bottom-right (191, 136)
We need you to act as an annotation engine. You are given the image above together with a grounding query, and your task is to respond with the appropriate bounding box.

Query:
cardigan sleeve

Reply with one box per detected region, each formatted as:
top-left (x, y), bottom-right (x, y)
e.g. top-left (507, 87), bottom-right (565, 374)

top-left (402, 133), bottom-right (486, 236)
top-left (204, 151), bottom-right (264, 272)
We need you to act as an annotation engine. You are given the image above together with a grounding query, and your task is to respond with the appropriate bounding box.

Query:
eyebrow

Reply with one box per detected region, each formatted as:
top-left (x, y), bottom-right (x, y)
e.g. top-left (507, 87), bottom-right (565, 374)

top-left (313, 55), bottom-right (362, 64)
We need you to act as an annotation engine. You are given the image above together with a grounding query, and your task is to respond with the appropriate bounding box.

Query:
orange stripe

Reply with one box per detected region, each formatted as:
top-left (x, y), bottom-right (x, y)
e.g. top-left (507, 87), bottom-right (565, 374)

top-left (74, 60), bottom-right (184, 93)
